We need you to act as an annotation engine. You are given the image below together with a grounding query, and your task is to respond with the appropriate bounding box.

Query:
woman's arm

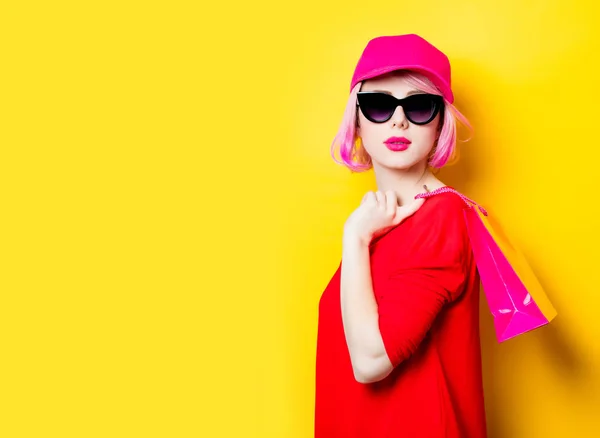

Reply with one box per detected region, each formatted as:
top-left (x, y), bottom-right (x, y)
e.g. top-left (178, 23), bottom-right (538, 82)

top-left (339, 191), bottom-right (470, 384)
top-left (340, 236), bottom-right (394, 384)
top-left (339, 190), bottom-right (425, 384)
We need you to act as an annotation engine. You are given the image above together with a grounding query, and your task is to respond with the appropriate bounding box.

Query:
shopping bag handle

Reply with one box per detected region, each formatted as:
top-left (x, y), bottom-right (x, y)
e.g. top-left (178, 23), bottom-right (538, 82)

top-left (415, 186), bottom-right (489, 216)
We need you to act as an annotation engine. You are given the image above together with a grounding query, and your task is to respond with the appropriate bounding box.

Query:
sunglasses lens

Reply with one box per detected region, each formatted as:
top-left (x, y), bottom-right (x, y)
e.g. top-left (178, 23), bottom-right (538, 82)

top-left (404, 95), bottom-right (440, 124)
top-left (357, 93), bottom-right (395, 122)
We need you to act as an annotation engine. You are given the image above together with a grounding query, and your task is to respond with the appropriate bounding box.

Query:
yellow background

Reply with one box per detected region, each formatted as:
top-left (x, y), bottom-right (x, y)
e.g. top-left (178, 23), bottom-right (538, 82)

top-left (1, 1), bottom-right (599, 437)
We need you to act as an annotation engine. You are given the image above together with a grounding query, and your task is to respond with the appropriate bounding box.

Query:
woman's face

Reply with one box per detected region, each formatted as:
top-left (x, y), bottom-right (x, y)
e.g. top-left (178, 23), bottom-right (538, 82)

top-left (356, 73), bottom-right (442, 171)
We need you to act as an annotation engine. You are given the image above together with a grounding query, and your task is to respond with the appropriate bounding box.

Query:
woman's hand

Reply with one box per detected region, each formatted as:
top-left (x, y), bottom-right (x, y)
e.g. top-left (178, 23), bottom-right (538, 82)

top-left (343, 190), bottom-right (425, 246)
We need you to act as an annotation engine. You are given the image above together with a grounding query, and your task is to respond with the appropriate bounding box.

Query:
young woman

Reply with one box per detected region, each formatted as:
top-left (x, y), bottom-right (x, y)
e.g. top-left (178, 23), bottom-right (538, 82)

top-left (314, 34), bottom-right (487, 437)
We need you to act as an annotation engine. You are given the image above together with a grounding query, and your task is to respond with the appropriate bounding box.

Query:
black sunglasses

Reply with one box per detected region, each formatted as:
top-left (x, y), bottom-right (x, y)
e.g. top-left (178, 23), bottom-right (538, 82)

top-left (356, 92), bottom-right (444, 125)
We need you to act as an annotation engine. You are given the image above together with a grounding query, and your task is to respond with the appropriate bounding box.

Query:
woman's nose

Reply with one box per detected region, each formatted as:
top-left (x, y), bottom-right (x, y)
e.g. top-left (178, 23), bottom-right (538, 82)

top-left (390, 107), bottom-right (409, 129)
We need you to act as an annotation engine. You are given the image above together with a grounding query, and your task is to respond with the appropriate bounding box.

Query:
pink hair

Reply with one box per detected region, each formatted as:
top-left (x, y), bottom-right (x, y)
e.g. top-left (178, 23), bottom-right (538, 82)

top-left (330, 71), bottom-right (473, 172)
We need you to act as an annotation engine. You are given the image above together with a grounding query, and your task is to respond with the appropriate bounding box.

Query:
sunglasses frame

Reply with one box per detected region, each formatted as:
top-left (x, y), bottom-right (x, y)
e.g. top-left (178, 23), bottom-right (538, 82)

top-left (356, 91), bottom-right (444, 125)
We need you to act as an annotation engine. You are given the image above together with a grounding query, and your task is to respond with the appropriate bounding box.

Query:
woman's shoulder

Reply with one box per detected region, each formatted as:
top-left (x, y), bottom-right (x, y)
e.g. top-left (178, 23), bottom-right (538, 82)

top-left (414, 188), bottom-right (469, 225)
top-left (377, 189), bottom-right (473, 265)
top-left (377, 189), bottom-right (468, 247)
top-left (373, 187), bottom-right (472, 250)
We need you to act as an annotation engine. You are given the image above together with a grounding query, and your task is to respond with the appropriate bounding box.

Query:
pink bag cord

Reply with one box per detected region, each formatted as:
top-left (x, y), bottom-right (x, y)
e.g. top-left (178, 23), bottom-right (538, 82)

top-left (415, 186), bottom-right (488, 216)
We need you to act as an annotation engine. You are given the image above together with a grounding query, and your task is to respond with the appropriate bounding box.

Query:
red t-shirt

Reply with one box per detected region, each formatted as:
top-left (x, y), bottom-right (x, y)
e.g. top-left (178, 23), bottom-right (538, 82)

top-left (315, 191), bottom-right (487, 437)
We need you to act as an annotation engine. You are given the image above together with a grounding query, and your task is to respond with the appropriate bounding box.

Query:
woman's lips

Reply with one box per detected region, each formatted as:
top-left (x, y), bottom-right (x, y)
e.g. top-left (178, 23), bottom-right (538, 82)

top-left (384, 137), bottom-right (411, 151)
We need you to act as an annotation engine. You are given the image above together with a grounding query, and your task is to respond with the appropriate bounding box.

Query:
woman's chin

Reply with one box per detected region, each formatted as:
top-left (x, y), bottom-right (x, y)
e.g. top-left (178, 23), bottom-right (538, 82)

top-left (372, 155), bottom-right (427, 171)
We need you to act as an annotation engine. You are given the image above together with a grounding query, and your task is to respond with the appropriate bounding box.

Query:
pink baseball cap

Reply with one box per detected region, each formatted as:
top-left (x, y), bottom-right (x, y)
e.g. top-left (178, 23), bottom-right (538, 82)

top-left (350, 34), bottom-right (454, 104)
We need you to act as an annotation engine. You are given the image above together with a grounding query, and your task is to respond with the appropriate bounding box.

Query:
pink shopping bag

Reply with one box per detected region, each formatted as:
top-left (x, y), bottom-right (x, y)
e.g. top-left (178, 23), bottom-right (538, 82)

top-left (417, 187), bottom-right (557, 342)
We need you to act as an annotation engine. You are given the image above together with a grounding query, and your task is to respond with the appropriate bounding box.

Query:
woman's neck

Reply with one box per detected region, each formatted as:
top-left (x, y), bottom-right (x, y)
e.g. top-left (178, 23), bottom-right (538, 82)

top-left (372, 163), bottom-right (445, 206)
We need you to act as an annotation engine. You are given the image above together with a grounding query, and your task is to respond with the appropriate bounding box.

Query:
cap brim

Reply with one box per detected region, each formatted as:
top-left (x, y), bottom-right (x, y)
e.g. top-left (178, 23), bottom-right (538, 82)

top-left (352, 65), bottom-right (454, 103)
